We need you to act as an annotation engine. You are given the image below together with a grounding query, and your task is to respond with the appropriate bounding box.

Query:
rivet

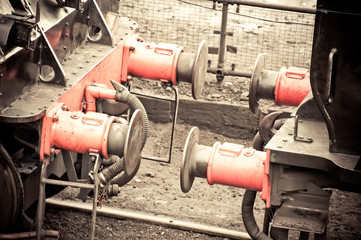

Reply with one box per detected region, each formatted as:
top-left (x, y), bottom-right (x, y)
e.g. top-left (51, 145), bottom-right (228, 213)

top-left (283, 139), bottom-right (288, 142)
top-left (277, 145), bottom-right (282, 148)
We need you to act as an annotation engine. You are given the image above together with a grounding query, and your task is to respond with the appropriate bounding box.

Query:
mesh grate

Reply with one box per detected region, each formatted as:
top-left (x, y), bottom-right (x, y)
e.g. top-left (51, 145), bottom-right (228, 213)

top-left (119, 0), bottom-right (315, 72)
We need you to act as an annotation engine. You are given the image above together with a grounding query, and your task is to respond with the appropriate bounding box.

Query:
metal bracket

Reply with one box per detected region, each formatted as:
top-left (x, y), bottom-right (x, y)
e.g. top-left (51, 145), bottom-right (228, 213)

top-left (293, 115), bottom-right (313, 143)
top-left (36, 152), bottom-right (101, 240)
top-left (35, 25), bottom-right (66, 85)
top-left (131, 84), bottom-right (179, 164)
top-left (87, 0), bottom-right (113, 46)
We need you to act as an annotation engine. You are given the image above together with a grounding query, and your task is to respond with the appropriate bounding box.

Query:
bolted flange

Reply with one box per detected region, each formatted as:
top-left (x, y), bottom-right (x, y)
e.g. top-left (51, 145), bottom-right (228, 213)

top-left (180, 126), bottom-right (210, 193)
top-left (191, 40), bottom-right (208, 99)
top-left (177, 40), bottom-right (208, 99)
top-left (249, 53), bottom-right (278, 113)
top-left (123, 109), bottom-right (144, 176)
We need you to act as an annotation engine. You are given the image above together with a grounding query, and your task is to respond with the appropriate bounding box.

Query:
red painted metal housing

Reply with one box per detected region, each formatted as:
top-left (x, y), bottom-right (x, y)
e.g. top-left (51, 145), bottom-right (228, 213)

top-left (275, 67), bottom-right (311, 106)
top-left (122, 36), bottom-right (183, 85)
top-left (206, 142), bottom-right (271, 207)
top-left (40, 103), bottom-right (117, 160)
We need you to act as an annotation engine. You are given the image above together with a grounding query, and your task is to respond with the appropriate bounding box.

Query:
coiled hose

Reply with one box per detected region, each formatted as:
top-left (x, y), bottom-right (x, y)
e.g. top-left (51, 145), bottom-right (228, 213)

top-left (115, 89), bottom-right (148, 149)
top-left (99, 89), bottom-right (149, 187)
top-left (99, 155), bottom-right (125, 184)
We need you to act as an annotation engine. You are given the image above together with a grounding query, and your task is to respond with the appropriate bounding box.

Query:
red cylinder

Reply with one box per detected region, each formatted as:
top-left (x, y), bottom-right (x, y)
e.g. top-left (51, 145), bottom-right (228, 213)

top-left (50, 110), bottom-right (115, 158)
top-left (274, 67), bottom-right (311, 106)
top-left (127, 39), bottom-right (183, 85)
top-left (207, 142), bottom-right (266, 191)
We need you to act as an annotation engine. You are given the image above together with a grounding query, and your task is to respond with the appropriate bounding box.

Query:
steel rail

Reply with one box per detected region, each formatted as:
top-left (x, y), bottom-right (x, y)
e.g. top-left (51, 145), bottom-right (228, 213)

top-left (0, 230), bottom-right (59, 239)
top-left (210, 0), bottom-right (316, 14)
top-left (46, 198), bottom-right (252, 240)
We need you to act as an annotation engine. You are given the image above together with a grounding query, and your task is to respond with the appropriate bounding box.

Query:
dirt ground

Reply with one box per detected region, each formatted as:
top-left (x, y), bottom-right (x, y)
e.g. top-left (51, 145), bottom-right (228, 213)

top-left (42, 0), bottom-right (361, 239)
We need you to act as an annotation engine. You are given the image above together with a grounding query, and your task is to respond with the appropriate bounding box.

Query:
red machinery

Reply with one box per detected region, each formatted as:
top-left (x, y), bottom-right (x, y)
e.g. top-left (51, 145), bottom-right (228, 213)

top-left (0, 0), bottom-right (207, 239)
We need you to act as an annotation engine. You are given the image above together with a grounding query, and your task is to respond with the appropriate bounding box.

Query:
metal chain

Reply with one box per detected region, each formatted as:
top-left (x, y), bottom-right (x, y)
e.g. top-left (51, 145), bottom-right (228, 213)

top-left (97, 185), bottom-right (106, 209)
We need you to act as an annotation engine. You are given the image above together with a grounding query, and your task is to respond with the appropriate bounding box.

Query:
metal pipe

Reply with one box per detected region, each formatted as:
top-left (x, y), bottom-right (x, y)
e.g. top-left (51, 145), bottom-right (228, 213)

top-left (216, 3), bottom-right (229, 81)
top-left (211, 0), bottom-right (316, 14)
top-left (0, 230), bottom-right (59, 239)
top-left (91, 176), bottom-right (99, 240)
top-left (36, 162), bottom-right (47, 240)
top-left (42, 178), bottom-right (94, 189)
top-left (207, 67), bottom-right (252, 78)
top-left (218, 3), bottom-right (228, 69)
top-left (46, 198), bottom-right (252, 240)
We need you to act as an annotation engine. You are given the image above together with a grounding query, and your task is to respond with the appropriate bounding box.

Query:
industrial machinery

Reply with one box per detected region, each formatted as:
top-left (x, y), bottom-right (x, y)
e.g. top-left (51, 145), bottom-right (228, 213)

top-left (0, 0), bottom-right (207, 239)
top-left (180, 1), bottom-right (361, 239)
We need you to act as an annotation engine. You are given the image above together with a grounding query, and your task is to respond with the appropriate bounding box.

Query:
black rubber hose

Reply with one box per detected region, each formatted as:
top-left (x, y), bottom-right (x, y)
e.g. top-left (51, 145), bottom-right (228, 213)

top-left (251, 132), bottom-right (264, 152)
top-left (241, 132), bottom-right (272, 240)
top-left (99, 155), bottom-right (125, 185)
top-left (102, 155), bottom-right (118, 166)
top-left (242, 190), bottom-right (272, 240)
top-left (108, 90), bottom-right (148, 187)
top-left (115, 90), bottom-right (148, 150)
top-left (110, 158), bottom-right (140, 187)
